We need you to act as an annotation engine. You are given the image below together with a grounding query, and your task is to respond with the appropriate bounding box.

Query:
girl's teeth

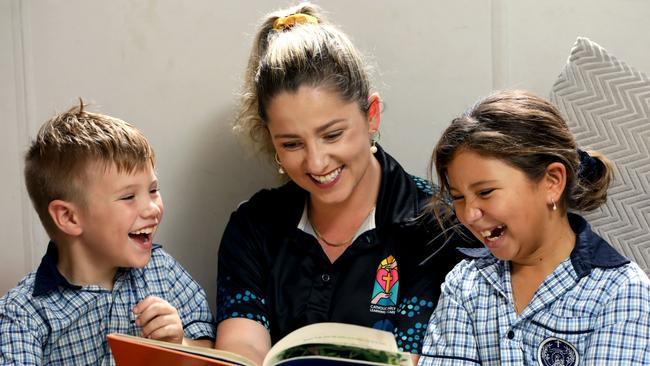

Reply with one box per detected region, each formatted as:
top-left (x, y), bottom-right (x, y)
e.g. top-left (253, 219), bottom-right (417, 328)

top-left (312, 168), bottom-right (341, 184)
top-left (481, 225), bottom-right (505, 239)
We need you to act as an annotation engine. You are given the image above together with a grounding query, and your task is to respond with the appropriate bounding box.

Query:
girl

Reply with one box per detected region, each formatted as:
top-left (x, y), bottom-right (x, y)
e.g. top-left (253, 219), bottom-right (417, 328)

top-left (419, 90), bottom-right (650, 365)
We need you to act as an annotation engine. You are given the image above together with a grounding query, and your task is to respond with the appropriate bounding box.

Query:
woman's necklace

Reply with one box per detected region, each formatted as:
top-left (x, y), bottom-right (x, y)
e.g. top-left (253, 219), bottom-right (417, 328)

top-left (310, 205), bottom-right (376, 248)
top-left (311, 224), bottom-right (356, 247)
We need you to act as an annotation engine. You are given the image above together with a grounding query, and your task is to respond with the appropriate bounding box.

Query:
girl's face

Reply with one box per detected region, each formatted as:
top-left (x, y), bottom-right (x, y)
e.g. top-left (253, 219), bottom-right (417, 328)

top-left (446, 150), bottom-right (553, 262)
top-left (266, 86), bottom-right (379, 207)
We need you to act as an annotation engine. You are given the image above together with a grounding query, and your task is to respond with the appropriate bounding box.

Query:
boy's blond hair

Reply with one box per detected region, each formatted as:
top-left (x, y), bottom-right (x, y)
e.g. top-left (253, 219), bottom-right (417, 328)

top-left (24, 99), bottom-right (155, 236)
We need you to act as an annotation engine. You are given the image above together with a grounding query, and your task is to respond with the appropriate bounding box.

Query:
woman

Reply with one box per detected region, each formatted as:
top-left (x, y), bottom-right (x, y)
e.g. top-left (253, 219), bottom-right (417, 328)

top-left (215, 3), bottom-right (472, 365)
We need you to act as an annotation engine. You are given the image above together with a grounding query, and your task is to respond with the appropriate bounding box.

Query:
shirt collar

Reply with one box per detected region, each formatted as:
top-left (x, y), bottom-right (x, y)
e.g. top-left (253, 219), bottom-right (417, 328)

top-left (457, 213), bottom-right (629, 277)
top-left (568, 213), bottom-right (629, 277)
top-left (33, 241), bottom-right (81, 297)
top-left (297, 202), bottom-right (376, 239)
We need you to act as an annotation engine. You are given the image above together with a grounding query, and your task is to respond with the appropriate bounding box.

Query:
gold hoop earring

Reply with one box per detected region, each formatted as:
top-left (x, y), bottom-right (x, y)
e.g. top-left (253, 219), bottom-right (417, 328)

top-left (275, 153), bottom-right (285, 174)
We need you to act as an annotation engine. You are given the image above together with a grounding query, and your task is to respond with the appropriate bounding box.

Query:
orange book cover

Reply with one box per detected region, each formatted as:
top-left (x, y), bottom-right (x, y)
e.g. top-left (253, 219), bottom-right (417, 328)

top-left (109, 323), bottom-right (411, 366)
top-left (107, 333), bottom-right (256, 366)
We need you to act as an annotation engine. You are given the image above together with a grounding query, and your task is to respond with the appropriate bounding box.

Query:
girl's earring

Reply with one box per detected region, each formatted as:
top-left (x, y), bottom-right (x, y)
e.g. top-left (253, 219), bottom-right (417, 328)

top-left (275, 153), bottom-right (285, 174)
top-left (552, 200), bottom-right (557, 211)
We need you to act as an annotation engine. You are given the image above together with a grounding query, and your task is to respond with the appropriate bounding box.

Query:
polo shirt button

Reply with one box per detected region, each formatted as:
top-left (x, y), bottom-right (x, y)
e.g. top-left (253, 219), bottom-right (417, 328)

top-left (321, 274), bottom-right (330, 282)
top-left (507, 330), bottom-right (515, 339)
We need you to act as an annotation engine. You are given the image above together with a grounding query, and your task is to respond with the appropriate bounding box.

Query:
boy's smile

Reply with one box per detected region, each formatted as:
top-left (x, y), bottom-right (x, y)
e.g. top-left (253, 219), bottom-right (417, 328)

top-left (128, 224), bottom-right (157, 250)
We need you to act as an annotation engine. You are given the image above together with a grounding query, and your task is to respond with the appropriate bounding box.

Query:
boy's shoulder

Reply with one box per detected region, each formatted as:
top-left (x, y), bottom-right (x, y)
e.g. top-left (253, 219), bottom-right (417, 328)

top-left (0, 269), bottom-right (52, 340)
top-left (0, 270), bottom-right (39, 310)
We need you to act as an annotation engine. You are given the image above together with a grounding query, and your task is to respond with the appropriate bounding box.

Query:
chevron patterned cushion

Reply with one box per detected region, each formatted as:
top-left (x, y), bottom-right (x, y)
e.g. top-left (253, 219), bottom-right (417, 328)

top-left (550, 37), bottom-right (650, 275)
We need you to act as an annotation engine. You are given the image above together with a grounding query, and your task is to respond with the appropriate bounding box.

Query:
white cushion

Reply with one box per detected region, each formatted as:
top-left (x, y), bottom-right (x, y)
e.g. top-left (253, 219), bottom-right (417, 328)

top-left (550, 37), bottom-right (650, 275)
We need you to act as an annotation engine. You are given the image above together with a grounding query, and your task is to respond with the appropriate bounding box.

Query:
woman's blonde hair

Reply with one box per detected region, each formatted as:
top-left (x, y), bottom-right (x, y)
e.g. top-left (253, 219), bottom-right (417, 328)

top-left (234, 2), bottom-right (372, 160)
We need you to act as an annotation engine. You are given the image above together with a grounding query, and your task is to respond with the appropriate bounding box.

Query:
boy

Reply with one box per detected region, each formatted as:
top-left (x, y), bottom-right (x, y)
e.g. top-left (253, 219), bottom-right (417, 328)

top-left (0, 101), bottom-right (215, 365)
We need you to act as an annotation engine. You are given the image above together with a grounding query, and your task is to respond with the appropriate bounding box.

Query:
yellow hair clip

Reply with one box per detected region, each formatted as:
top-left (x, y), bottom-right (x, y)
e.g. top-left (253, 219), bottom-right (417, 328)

top-left (273, 13), bottom-right (318, 31)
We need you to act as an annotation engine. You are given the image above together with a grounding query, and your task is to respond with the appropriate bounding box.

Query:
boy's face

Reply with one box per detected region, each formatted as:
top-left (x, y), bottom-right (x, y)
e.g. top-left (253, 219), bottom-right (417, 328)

top-left (76, 161), bottom-right (163, 270)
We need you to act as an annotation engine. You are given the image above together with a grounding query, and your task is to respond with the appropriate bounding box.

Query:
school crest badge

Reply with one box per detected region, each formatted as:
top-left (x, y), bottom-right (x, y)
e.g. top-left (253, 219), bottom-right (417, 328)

top-left (538, 337), bottom-right (579, 366)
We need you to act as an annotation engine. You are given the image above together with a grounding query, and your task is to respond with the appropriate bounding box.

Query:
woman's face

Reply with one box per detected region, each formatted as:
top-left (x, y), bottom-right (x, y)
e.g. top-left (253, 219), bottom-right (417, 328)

top-left (446, 149), bottom-right (553, 262)
top-left (266, 86), bottom-right (379, 207)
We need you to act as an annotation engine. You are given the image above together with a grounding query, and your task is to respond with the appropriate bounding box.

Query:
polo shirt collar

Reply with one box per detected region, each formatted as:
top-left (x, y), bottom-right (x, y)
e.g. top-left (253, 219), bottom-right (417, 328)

top-left (33, 241), bottom-right (81, 296)
top-left (457, 213), bottom-right (629, 278)
top-left (297, 202), bottom-right (376, 239)
top-left (568, 213), bottom-right (629, 277)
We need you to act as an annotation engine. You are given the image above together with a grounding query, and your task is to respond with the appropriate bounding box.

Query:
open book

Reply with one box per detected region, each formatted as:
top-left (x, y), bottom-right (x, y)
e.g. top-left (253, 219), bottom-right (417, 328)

top-left (108, 322), bottom-right (412, 366)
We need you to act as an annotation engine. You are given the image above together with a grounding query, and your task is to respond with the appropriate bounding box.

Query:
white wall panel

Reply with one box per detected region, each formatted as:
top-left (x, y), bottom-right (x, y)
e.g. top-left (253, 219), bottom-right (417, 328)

top-left (503, 0), bottom-right (650, 96)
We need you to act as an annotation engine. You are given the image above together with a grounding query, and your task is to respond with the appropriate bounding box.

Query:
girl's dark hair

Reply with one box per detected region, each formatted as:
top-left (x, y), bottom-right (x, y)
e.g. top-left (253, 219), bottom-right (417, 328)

top-left (429, 90), bottom-right (613, 225)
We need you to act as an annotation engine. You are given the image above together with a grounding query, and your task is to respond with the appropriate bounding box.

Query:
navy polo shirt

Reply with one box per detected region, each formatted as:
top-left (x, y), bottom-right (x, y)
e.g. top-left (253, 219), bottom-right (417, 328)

top-left (216, 146), bottom-right (475, 353)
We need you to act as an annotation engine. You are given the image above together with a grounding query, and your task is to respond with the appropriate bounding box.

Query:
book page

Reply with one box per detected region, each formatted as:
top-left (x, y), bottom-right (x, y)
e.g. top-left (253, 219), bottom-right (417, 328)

top-left (270, 344), bottom-right (412, 366)
top-left (264, 323), bottom-right (401, 366)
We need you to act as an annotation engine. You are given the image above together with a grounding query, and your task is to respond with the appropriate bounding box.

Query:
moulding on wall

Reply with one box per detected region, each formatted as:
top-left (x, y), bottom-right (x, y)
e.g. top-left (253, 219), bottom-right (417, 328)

top-left (11, 0), bottom-right (45, 271)
top-left (490, 0), bottom-right (510, 90)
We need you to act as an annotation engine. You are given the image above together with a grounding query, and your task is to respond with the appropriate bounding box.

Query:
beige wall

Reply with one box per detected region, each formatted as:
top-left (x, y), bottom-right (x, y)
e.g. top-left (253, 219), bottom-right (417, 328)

top-left (2, 0), bottom-right (650, 312)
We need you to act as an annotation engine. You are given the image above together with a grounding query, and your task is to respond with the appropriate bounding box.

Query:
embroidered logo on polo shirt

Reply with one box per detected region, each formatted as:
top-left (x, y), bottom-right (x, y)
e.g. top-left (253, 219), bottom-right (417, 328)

top-left (369, 255), bottom-right (398, 314)
top-left (538, 337), bottom-right (579, 366)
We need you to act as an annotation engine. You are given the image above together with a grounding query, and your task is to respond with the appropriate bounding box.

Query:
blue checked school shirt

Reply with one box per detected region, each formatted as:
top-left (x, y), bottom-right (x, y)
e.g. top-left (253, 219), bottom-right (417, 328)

top-left (0, 242), bottom-right (215, 366)
top-left (419, 214), bottom-right (650, 365)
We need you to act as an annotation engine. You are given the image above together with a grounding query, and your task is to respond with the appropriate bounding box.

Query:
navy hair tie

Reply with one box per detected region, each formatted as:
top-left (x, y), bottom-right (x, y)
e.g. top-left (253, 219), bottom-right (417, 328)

top-left (577, 149), bottom-right (601, 183)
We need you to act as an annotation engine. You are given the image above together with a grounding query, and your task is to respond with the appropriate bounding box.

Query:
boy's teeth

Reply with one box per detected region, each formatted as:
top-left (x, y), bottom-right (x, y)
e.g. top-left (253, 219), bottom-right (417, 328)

top-left (311, 168), bottom-right (341, 184)
top-left (130, 227), bottom-right (155, 235)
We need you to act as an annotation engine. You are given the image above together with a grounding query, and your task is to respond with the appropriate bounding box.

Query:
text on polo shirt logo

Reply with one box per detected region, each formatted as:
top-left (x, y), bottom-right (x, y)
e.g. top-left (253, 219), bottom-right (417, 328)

top-left (369, 255), bottom-right (398, 314)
